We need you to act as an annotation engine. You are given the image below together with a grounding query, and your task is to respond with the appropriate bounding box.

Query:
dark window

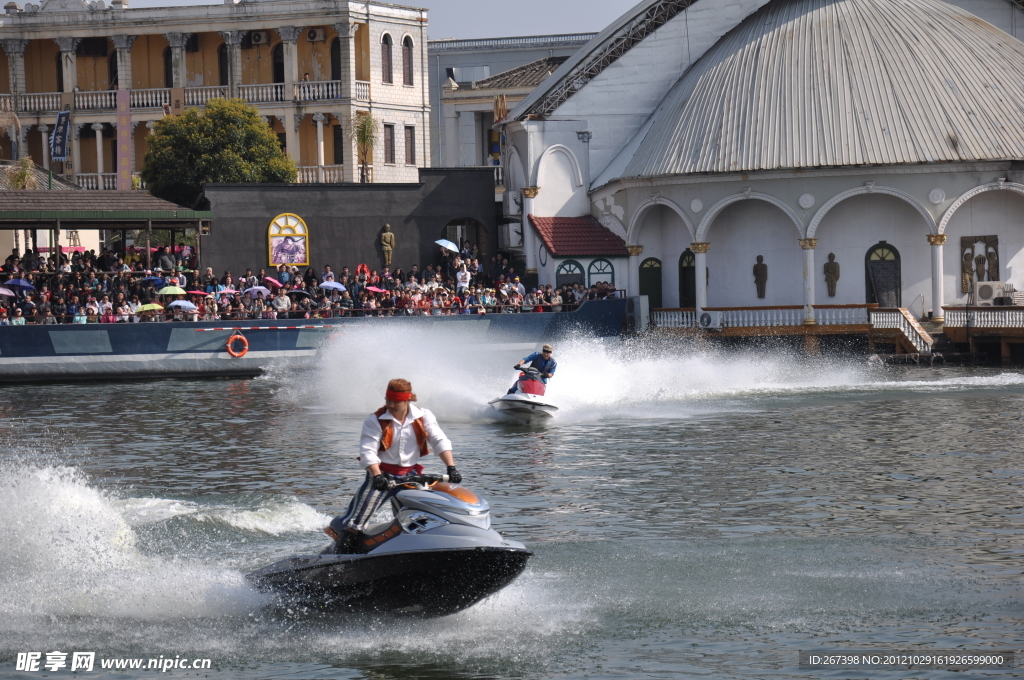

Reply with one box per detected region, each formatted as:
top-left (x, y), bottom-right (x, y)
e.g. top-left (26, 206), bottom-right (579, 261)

top-left (556, 260), bottom-right (585, 288)
top-left (272, 43), bottom-right (284, 83)
top-left (277, 132), bottom-right (287, 152)
top-left (333, 126), bottom-right (344, 165)
top-left (402, 36), bottom-right (414, 86)
top-left (330, 38), bottom-right (341, 81)
top-left (383, 124), bottom-right (395, 164)
top-left (241, 32), bottom-right (253, 50)
top-left (56, 52), bottom-right (64, 92)
top-left (679, 249), bottom-right (696, 308)
top-left (588, 258), bottom-right (615, 287)
top-left (76, 38), bottom-right (108, 58)
top-left (163, 47), bottom-right (172, 88)
top-left (218, 43), bottom-right (229, 86)
top-left (185, 34), bottom-right (199, 53)
top-left (639, 258), bottom-right (662, 309)
top-left (404, 126), bottom-right (415, 165)
top-left (108, 53), bottom-right (118, 90)
top-left (381, 34), bottom-right (393, 84)
top-left (865, 242), bottom-right (902, 307)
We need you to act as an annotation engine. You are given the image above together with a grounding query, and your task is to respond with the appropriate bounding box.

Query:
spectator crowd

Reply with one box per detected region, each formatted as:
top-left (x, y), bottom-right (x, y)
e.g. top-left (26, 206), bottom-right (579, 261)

top-left (0, 242), bottom-right (620, 325)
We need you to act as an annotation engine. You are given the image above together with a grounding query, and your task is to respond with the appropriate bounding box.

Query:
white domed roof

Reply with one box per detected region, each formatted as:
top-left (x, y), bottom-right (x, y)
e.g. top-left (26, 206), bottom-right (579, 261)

top-left (599, 0), bottom-right (1024, 183)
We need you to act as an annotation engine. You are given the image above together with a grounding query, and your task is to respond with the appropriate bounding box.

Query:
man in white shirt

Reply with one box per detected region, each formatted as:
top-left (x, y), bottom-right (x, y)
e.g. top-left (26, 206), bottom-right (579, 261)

top-left (325, 378), bottom-right (461, 554)
top-left (455, 264), bottom-right (471, 296)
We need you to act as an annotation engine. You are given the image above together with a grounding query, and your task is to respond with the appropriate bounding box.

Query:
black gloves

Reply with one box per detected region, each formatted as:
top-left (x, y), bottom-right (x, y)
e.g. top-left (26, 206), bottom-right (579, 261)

top-left (371, 474), bottom-right (390, 491)
top-left (513, 364), bottom-right (522, 370)
top-left (446, 466), bottom-right (462, 484)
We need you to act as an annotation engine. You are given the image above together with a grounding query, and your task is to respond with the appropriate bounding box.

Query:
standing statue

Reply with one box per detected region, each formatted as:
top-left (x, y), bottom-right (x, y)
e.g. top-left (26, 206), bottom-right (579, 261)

top-left (824, 253), bottom-right (840, 297)
top-left (975, 254), bottom-right (987, 283)
top-left (380, 224), bottom-right (396, 267)
top-left (987, 248), bottom-right (999, 282)
top-left (961, 251), bottom-right (975, 293)
top-left (753, 255), bottom-right (768, 299)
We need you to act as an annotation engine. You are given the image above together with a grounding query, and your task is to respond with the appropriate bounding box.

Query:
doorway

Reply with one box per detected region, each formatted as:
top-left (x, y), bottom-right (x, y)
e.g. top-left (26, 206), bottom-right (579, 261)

top-left (639, 257), bottom-right (662, 308)
top-left (865, 241), bottom-right (901, 307)
top-left (679, 249), bottom-right (696, 308)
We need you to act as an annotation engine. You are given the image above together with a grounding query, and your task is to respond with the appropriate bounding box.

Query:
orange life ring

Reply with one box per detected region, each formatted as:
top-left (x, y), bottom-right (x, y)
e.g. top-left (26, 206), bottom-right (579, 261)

top-left (226, 333), bottom-right (249, 358)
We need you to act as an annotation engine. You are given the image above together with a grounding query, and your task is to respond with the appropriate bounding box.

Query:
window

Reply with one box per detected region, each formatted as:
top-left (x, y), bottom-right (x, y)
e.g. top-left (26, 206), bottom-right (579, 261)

top-left (402, 36), bottom-right (414, 86)
top-left (77, 38), bottom-right (108, 58)
top-left (333, 126), bottom-right (344, 165)
top-left (330, 38), bottom-right (341, 81)
top-left (56, 52), bottom-right (64, 92)
top-left (381, 34), bottom-right (393, 84)
top-left (383, 124), bottom-right (395, 164)
top-left (108, 53), bottom-right (118, 90)
top-left (404, 126), bottom-right (415, 165)
top-left (218, 44), bottom-right (229, 86)
top-left (446, 65), bottom-right (490, 82)
top-left (184, 34), bottom-right (199, 53)
top-left (556, 260), bottom-right (585, 288)
top-left (272, 43), bottom-right (284, 84)
top-left (588, 258), bottom-right (615, 287)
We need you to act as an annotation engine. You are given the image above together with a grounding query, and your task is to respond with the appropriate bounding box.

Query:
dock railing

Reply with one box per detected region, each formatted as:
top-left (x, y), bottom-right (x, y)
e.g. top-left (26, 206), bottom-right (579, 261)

top-left (652, 304), bottom-right (874, 329)
top-left (942, 306), bottom-right (1024, 328)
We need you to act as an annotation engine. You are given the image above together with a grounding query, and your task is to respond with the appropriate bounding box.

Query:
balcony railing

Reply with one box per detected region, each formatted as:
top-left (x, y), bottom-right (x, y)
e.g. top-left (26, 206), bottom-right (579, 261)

top-left (297, 165), bottom-right (345, 183)
top-left (75, 90), bottom-right (116, 111)
top-left (652, 304), bottom-right (876, 329)
top-left (19, 92), bottom-right (62, 112)
top-left (355, 80), bottom-right (370, 101)
top-left (77, 173), bottom-right (117, 190)
top-left (185, 86), bottom-right (229, 106)
top-left (239, 83), bottom-right (285, 103)
top-left (295, 80), bottom-right (342, 101)
top-left (131, 88), bottom-right (171, 108)
top-left (942, 306), bottom-right (1024, 328)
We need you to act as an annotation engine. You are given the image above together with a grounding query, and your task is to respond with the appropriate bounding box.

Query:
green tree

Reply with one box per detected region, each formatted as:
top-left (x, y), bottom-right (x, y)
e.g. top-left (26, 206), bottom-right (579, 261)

top-left (6, 157), bottom-right (38, 189)
top-left (141, 98), bottom-right (297, 207)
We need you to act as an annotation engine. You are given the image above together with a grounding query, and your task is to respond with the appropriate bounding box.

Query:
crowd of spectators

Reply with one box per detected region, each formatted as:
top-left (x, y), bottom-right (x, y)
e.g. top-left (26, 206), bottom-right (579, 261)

top-left (0, 242), bottom-right (620, 325)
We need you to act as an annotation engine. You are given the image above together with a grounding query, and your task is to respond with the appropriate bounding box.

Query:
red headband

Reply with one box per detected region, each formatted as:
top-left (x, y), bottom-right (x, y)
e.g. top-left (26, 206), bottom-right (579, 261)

top-left (385, 389), bottom-right (413, 402)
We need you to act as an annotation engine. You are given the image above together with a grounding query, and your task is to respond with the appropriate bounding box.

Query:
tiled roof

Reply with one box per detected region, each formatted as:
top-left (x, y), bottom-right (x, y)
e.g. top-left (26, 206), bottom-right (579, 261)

top-left (528, 214), bottom-right (628, 257)
top-left (0, 160), bottom-right (81, 191)
top-left (473, 57), bottom-right (569, 90)
top-left (0, 190), bottom-right (196, 213)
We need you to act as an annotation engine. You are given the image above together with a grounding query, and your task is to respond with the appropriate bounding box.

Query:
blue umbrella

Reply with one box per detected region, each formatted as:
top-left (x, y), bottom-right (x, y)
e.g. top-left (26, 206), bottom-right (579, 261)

top-left (5, 278), bottom-right (34, 290)
top-left (141, 276), bottom-right (164, 285)
top-left (319, 281), bottom-right (346, 291)
top-left (287, 290), bottom-right (312, 297)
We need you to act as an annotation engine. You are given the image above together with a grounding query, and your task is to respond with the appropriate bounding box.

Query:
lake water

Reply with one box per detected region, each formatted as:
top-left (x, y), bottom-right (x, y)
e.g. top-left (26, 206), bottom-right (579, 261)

top-left (0, 326), bottom-right (1021, 679)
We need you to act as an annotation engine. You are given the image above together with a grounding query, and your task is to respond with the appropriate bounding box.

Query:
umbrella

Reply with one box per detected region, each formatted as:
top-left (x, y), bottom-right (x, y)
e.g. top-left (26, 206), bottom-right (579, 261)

top-left (140, 276), bottom-right (164, 284)
top-left (435, 239), bottom-right (459, 253)
top-left (187, 290), bottom-right (208, 295)
top-left (366, 286), bottom-right (385, 293)
top-left (319, 281), bottom-right (346, 291)
top-left (5, 278), bottom-right (34, 290)
top-left (168, 300), bottom-right (197, 311)
top-left (158, 286), bottom-right (187, 295)
top-left (136, 303), bottom-right (164, 312)
top-left (0, 287), bottom-right (14, 297)
top-left (287, 290), bottom-right (312, 297)
top-left (247, 286), bottom-right (271, 297)
top-left (263, 277), bottom-right (283, 288)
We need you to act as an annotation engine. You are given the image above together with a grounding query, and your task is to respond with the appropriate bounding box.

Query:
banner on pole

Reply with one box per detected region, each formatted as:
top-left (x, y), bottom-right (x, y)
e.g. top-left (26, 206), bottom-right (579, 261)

top-left (116, 89), bottom-right (132, 191)
top-left (49, 111), bottom-right (71, 162)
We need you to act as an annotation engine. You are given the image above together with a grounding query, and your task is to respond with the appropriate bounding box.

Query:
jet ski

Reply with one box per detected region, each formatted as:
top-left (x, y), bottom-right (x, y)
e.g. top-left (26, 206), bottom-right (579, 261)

top-left (247, 474), bottom-right (532, 617)
top-left (488, 367), bottom-right (559, 424)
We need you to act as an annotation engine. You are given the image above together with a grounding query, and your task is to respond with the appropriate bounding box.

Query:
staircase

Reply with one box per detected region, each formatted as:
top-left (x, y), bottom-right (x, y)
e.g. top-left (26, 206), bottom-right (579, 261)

top-left (920, 320), bottom-right (958, 354)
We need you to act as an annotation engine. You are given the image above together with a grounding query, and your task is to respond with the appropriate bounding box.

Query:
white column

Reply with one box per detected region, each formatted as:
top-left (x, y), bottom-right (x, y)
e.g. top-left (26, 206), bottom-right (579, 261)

top-left (522, 187), bottom-right (539, 277)
top-left (111, 35), bottom-right (136, 89)
top-left (627, 245), bottom-right (642, 299)
top-left (164, 33), bottom-right (186, 88)
top-left (799, 238), bottom-right (817, 325)
top-left (54, 37), bottom-right (80, 93)
top-left (1, 40), bottom-right (29, 110)
top-left (38, 125), bottom-right (50, 170)
top-left (313, 113), bottom-right (325, 182)
top-left (72, 124), bottom-right (83, 181)
top-left (928, 234), bottom-right (946, 322)
top-left (284, 110), bottom-right (300, 165)
top-left (443, 103), bottom-right (458, 167)
top-left (219, 31), bottom-right (244, 98)
top-left (277, 27), bottom-right (302, 100)
top-left (691, 242), bottom-right (710, 310)
top-left (458, 110), bottom-right (476, 166)
top-left (333, 21), bottom-right (358, 98)
top-left (92, 123), bottom-right (105, 186)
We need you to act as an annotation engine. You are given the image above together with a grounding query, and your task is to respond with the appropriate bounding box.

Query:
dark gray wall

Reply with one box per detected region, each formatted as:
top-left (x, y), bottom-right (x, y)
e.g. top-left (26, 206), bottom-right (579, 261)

top-left (201, 168), bottom-right (495, 277)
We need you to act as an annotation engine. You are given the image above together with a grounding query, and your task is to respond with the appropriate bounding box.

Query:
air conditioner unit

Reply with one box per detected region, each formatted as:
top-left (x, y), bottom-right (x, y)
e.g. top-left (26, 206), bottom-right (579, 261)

top-left (307, 28), bottom-right (326, 42)
top-left (698, 310), bottom-right (724, 330)
top-left (974, 281), bottom-right (1013, 306)
top-left (250, 31), bottom-right (270, 45)
top-left (498, 222), bottom-right (523, 250)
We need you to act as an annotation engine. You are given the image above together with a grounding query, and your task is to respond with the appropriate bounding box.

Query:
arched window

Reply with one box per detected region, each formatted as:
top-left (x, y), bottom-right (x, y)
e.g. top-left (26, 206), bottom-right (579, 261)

top-left (272, 43), bottom-right (284, 84)
top-left (556, 260), bottom-right (584, 288)
top-left (402, 36), bottom-right (414, 86)
top-left (381, 34), bottom-right (393, 84)
top-left (218, 43), bottom-right (229, 87)
top-left (588, 258), bottom-right (615, 287)
top-left (865, 241), bottom-right (901, 307)
top-left (330, 38), bottom-right (341, 81)
top-left (639, 257), bottom-right (662, 309)
top-left (678, 249), bottom-right (696, 308)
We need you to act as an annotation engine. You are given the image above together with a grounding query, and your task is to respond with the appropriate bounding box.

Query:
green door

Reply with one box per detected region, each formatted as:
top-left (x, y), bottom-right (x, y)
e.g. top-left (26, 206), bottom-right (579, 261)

top-left (639, 258), bottom-right (662, 308)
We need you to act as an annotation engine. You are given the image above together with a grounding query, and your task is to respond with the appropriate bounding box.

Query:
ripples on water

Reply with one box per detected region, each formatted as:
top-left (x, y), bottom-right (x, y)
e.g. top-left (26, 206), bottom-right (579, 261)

top-left (0, 327), bottom-right (1020, 679)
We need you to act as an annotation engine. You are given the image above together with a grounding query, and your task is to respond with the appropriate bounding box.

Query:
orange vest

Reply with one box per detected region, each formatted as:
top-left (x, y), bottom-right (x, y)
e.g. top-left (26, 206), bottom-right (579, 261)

top-left (375, 406), bottom-right (430, 458)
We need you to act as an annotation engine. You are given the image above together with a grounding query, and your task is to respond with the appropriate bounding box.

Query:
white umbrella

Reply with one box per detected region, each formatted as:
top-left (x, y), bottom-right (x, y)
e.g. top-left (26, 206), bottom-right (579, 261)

top-left (435, 239), bottom-right (459, 253)
top-left (168, 300), bottom-right (198, 311)
top-left (319, 281), bottom-right (346, 291)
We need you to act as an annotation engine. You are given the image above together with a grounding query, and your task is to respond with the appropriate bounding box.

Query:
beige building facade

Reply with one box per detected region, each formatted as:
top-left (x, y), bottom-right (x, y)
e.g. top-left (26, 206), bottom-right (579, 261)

top-left (0, 0), bottom-right (431, 188)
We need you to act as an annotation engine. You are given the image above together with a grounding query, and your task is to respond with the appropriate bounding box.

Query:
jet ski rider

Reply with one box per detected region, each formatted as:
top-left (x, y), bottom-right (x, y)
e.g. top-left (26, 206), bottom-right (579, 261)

top-left (325, 378), bottom-right (461, 554)
top-left (508, 344), bottom-right (557, 393)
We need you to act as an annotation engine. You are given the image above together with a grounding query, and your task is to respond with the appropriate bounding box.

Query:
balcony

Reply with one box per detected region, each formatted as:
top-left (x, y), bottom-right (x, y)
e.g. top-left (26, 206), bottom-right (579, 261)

top-left (297, 165), bottom-right (345, 183)
top-left (239, 83), bottom-right (285, 104)
top-left (294, 80), bottom-right (341, 102)
top-left (355, 80), bottom-right (370, 101)
top-left (77, 173), bottom-right (117, 190)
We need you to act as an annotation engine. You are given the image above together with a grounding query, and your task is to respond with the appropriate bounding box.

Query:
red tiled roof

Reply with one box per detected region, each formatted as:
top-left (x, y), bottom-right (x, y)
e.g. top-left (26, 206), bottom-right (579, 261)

top-left (528, 214), bottom-right (629, 257)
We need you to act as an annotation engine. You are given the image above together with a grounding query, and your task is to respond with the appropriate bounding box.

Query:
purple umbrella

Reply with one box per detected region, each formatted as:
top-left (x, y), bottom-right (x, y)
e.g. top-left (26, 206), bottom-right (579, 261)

top-left (247, 286), bottom-right (272, 297)
top-left (5, 278), bottom-right (34, 290)
top-left (0, 287), bottom-right (14, 296)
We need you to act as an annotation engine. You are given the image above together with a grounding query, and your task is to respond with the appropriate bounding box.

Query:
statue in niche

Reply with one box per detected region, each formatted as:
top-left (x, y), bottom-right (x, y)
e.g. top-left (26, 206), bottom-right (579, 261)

top-left (975, 253), bottom-right (988, 283)
top-left (380, 224), bottom-right (396, 266)
top-left (987, 248), bottom-right (999, 282)
top-left (961, 251), bottom-right (975, 293)
top-left (824, 253), bottom-right (840, 297)
top-left (753, 255), bottom-right (768, 299)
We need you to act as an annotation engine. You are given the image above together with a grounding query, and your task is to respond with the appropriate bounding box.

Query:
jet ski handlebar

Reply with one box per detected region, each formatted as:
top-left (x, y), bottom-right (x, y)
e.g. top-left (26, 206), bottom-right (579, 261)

top-left (387, 473), bottom-right (450, 489)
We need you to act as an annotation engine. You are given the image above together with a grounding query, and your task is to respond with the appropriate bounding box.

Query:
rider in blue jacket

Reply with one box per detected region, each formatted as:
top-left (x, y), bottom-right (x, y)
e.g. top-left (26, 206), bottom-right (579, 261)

top-left (509, 344), bottom-right (557, 393)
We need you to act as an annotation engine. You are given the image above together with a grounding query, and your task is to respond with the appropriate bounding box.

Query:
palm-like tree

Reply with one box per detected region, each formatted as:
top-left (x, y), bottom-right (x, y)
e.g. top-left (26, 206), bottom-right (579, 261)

top-left (6, 156), bottom-right (38, 189)
top-left (355, 113), bottom-right (379, 184)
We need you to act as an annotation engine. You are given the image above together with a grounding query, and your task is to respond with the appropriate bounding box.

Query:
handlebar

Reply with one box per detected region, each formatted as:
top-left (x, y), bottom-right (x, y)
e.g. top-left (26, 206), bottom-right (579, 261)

top-left (387, 473), bottom-right (449, 489)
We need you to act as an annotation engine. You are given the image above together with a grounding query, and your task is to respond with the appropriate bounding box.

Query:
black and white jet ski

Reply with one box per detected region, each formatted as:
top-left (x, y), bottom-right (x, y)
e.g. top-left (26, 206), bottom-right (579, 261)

top-left (247, 474), bottom-right (531, 617)
top-left (488, 367), bottom-right (559, 424)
